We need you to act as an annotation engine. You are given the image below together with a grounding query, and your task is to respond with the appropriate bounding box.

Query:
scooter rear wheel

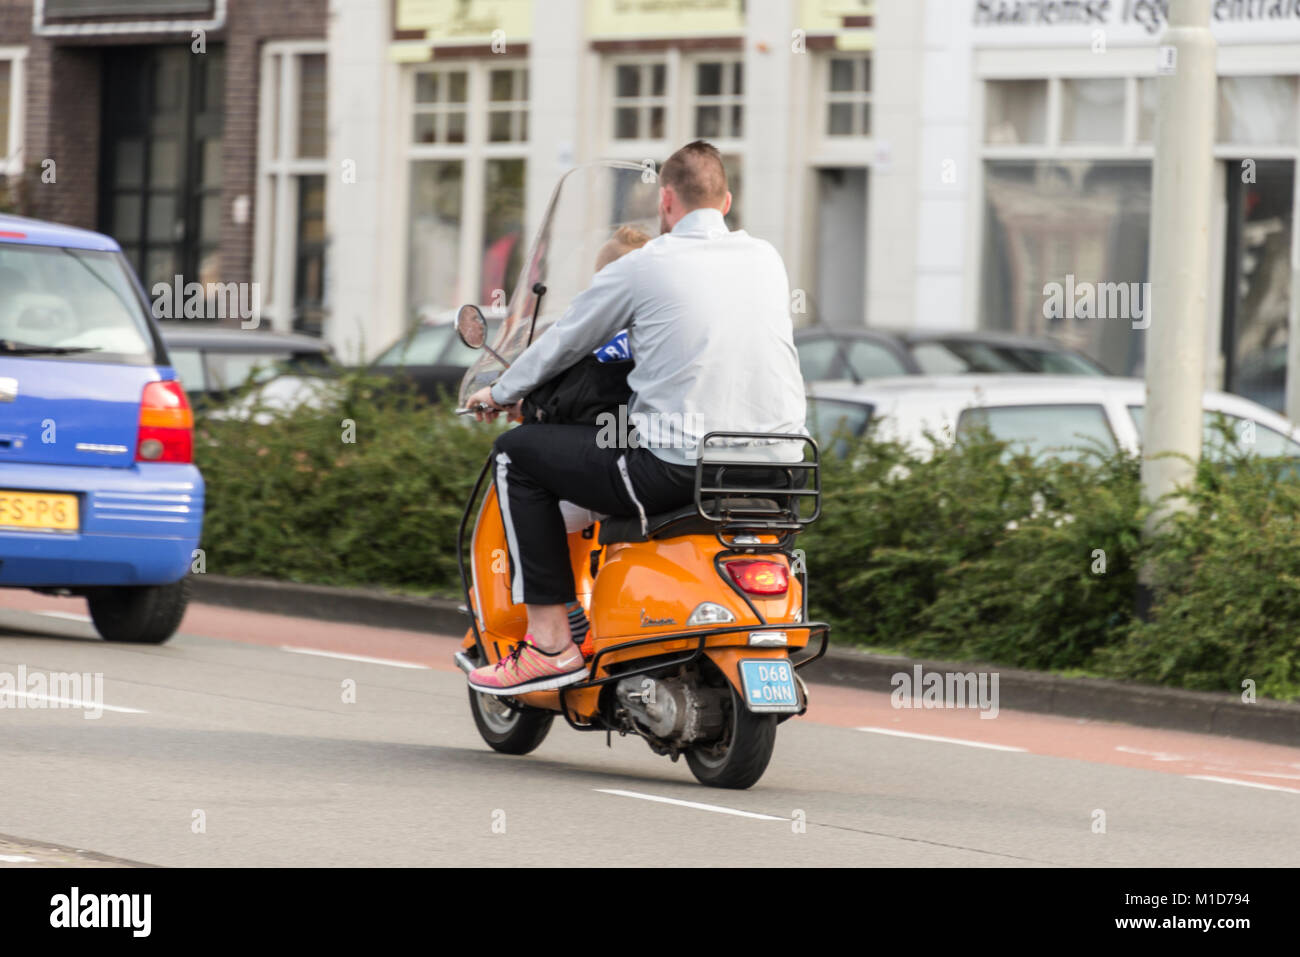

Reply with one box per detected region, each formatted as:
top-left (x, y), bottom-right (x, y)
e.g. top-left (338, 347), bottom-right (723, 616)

top-left (685, 685), bottom-right (777, 789)
top-left (467, 686), bottom-right (554, 755)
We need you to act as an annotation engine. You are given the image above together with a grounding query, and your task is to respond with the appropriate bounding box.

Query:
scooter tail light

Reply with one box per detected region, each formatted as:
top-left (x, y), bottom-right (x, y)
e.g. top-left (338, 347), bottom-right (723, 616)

top-left (724, 559), bottom-right (789, 596)
top-left (136, 380), bottom-right (194, 463)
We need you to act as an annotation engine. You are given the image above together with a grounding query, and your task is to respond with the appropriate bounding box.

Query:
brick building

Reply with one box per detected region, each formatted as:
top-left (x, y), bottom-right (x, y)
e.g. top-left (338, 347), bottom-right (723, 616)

top-left (0, 0), bottom-right (328, 331)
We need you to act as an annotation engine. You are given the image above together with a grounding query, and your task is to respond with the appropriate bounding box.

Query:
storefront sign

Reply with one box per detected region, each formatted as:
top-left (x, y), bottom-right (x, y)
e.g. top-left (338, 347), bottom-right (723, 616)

top-left (800, 0), bottom-right (875, 49)
top-left (971, 0), bottom-right (1300, 42)
top-left (586, 0), bottom-right (745, 39)
top-left (396, 0), bottom-right (532, 42)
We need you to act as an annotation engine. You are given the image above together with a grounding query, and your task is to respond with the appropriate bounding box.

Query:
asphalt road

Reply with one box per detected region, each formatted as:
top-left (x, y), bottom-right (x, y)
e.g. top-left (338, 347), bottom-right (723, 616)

top-left (2, 593), bottom-right (1298, 867)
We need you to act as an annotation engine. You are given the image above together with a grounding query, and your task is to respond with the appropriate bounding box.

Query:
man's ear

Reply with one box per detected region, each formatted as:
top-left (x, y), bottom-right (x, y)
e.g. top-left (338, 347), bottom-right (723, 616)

top-left (720, 191), bottom-right (733, 217)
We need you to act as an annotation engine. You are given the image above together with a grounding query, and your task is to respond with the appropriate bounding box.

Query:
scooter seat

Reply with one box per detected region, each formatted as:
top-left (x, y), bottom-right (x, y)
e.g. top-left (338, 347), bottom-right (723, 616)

top-left (597, 498), bottom-right (783, 545)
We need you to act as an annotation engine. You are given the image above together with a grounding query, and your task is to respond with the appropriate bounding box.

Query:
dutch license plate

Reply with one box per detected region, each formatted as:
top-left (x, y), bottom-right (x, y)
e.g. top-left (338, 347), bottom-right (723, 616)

top-left (0, 490), bottom-right (79, 531)
top-left (739, 659), bottom-right (800, 714)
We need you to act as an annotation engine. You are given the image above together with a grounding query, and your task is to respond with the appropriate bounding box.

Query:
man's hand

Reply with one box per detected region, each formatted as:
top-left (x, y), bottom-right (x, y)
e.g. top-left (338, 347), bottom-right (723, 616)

top-left (465, 387), bottom-right (522, 423)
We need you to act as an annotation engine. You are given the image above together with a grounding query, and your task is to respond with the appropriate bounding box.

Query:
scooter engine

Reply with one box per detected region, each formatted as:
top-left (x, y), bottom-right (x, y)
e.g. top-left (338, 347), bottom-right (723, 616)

top-left (615, 674), bottom-right (727, 746)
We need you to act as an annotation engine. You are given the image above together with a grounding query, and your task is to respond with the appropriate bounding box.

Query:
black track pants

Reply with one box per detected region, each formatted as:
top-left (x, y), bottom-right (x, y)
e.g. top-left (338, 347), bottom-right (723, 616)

top-left (492, 424), bottom-right (696, 605)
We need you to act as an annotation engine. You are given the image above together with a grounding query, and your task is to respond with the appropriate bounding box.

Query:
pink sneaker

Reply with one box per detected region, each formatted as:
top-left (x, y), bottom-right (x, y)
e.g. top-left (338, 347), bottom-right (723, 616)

top-left (467, 636), bottom-right (587, 695)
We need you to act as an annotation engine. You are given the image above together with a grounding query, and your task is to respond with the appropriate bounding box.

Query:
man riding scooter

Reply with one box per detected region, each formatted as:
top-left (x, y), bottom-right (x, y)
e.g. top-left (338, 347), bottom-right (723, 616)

top-left (463, 140), bottom-right (807, 696)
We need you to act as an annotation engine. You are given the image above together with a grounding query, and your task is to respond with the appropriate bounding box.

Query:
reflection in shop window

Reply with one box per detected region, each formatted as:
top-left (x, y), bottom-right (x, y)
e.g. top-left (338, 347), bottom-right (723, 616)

top-left (612, 60), bottom-right (667, 140)
top-left (1217, 76), bottom-right (1298, 146)
top-left (984, 80), bottom-right (1047, 146)
top-left (1060, 78), bottom-right (1124, 145)
top-left (481, 158), bottom-right (526, 306)
top-left (407, 160), bottom-right (464, 323)
top-left (980, 161), bottom-right (1151, 377)
top-left (825, 55), bottom-right (871, 137)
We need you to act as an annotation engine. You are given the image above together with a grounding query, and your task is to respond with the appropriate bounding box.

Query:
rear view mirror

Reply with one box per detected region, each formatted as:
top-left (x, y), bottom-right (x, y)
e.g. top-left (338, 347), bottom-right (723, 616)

top-left (456, 304), bottom-right (487, 349)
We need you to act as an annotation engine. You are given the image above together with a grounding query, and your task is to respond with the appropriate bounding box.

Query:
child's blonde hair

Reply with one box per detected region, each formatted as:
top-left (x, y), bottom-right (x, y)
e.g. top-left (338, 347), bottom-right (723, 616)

top-left (595, 225), bottom-right (653, 272)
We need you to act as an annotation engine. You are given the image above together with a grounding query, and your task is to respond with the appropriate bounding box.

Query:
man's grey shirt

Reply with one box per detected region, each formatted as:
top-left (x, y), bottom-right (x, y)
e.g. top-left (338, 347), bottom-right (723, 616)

top-left (490, 207), bottom-right (807, 467)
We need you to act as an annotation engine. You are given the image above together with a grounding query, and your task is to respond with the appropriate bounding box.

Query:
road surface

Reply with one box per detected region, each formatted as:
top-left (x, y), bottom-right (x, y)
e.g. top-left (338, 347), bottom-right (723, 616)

top-left (1, 591), bottom-right (1298, 867)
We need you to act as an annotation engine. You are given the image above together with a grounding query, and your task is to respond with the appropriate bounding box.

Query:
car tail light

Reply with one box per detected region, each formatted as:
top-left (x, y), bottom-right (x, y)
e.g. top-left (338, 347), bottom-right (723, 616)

top-left (724, 559), bottom-right (789, 596)
top-left (136, 380), bottom-right (193, 463)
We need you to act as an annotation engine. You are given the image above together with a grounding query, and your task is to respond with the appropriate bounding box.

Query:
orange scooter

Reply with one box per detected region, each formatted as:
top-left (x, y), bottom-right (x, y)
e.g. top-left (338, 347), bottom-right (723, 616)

top-left (452, 431), bottom-right (829, 789)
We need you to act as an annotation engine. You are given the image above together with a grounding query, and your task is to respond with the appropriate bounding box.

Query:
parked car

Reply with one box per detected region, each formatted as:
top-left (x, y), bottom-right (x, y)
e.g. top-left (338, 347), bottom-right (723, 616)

top-left (806, 374), bottom-right (1300, 462)
top-left (368, 312), bottom-right (495, 402)
top-left (0, 214), bottom-right (203, 644)
top-left (794, 327), bottom-right (1109, 384)
top-left (159, 326), bottom-right (332, 403)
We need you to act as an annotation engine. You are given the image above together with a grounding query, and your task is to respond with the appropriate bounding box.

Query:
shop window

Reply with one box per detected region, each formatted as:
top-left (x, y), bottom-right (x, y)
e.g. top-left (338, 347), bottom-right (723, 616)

top-left (413, 68), bottom-right (469, 144)
top-left (980, 161), bottom-right (1152, 377)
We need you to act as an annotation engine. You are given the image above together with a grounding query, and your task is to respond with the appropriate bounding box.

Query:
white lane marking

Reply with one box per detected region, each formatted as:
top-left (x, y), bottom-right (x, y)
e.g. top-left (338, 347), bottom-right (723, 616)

top-left (0, 691), bottom-right (146, 714)
top-left (35, 611), bottom-right (92, 623)
top-left (1116, 745), bottom-right (1189, 762)
top-left (856, 726), bottom-right (1027, 752)
top-left (0, 854), bottom-right (37, 863)
top-left (1188, 775), bottom-right (1300, 795)
top-left (595, 788), bottom-right (786, 821)
top-left (279, 646), bottom-right (429, 670)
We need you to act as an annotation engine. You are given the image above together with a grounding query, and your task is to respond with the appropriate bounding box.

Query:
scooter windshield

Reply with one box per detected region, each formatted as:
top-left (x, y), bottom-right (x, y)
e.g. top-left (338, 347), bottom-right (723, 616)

top-left (457, 161), bottom-right (660, 407)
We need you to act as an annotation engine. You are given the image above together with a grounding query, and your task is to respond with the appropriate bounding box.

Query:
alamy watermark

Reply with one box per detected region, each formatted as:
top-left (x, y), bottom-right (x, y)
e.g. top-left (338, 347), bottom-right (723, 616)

top-left (0, 666), bottom-right (105, 719)
top-left (890, 665), bottom-right (1000, 719)
top-left (1043, 274), bottom-right (1150, 330)
top-left (151, 275), bottom-right (261, 329)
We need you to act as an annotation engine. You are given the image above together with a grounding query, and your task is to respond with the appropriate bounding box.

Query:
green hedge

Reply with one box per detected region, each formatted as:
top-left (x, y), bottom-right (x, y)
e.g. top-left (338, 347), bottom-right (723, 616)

top-left (196, 381), bottom-right (1300, 700)
top-left (196, 375), bottom-right (497, 594)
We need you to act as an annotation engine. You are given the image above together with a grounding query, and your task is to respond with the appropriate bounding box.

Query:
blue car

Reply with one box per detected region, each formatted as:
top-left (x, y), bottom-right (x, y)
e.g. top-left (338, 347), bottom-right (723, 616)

top-left (0, 214), bottom-right (203, 643)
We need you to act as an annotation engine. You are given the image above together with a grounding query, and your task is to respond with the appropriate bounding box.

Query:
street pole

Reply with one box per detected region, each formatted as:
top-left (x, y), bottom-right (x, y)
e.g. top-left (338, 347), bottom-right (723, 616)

top-left (1141, 0), bottom-right (1217, 548)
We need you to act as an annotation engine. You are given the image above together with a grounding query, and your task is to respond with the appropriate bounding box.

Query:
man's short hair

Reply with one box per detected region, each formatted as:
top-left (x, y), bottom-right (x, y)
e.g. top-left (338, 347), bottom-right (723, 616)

top-left (660, 140), bottom-right (728, 209)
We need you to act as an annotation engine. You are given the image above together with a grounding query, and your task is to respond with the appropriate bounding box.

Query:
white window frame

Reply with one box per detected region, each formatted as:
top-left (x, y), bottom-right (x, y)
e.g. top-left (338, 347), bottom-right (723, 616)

top-left (254, 40), bottom-right (329, 333)
top-left (404, 57), bottom-right (529, 315)
top-left (0, 47), bottom-right (27, 178)
top-left (684, 52), bottom-right (745, 150)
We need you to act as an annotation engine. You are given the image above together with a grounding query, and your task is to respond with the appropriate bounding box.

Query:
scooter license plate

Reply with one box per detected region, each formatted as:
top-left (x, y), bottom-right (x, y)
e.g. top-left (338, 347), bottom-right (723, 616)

top-left (738, 659), bottom-right (800, 714)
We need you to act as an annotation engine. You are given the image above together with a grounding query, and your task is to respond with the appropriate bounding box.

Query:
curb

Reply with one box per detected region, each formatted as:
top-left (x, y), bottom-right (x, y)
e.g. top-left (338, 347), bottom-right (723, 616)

top-left (190, 575), bottom-right (468, 636)
top-left (808, 648), bottom-right (1300, 748)
top-left (190, 574), bottom-right (1300, 748)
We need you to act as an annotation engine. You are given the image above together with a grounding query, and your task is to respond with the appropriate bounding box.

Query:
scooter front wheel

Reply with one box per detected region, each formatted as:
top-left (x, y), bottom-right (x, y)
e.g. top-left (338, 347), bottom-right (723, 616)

top-left (685, 685), bottom-right (777, 789)
top-left (467, 686), bottom-right (554, 755)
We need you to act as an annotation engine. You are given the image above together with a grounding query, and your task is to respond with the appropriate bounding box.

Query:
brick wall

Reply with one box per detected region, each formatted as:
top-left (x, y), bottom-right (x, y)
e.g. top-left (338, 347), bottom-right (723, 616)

top-left (1, 0), bottom-right (328, 287)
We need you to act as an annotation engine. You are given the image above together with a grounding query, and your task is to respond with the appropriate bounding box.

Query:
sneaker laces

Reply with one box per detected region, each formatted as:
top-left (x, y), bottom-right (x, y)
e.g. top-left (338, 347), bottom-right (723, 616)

top-left (495, 639), bottom-right (530, 672)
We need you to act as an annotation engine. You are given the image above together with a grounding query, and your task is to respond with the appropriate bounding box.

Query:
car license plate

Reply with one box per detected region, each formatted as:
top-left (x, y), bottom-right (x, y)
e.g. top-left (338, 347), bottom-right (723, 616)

top-left (739, 659), bottom-right (800, 714)
top-left (0, 491), bottom-right (79, 531)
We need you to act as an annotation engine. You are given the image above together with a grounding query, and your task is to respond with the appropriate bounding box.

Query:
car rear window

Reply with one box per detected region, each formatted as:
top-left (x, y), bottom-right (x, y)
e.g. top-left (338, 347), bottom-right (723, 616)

top-left (958, 403), bottom-right (1117, 459)
top-left (1128, 405), bottom-right (1300, 459)
top-left (0, 243), bottom-right (157, 365)
top-left (913, 340), bottom-right (1103, 376)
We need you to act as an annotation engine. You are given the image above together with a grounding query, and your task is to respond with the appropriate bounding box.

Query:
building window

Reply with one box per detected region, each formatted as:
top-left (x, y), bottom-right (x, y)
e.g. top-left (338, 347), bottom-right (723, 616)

top-left (256, 44), bottom-right (329, 335)
top-left (407, 61), bottom-right (528, 322)
top-left (1217, 76), bottom-right (1299, 146)
top-left (693, 59), bottom-right (743, 140)
top-left (487, 67), bottom-right (528, 143)
top-left (1060, 78), bottom-right (1124, 145)
top-left (602, 53), bottom-right (744, 229)
top-left (0, 50), bottom-right (26, 179)
top-left (984, 79), bottom-right (1047, 146)
top-left (825, 55), bottom-right (871, 138)
top-left (612, 60), bottom-right (668, 141)
top-left (413, 68), bottom-right (468, 144)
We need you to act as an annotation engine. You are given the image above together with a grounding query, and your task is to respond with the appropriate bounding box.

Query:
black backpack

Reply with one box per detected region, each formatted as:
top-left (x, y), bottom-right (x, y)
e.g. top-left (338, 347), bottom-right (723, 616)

top-left (519, 354), bottom-right (634, 426)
